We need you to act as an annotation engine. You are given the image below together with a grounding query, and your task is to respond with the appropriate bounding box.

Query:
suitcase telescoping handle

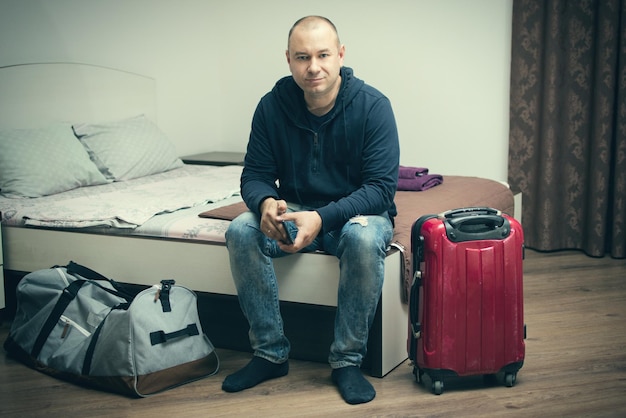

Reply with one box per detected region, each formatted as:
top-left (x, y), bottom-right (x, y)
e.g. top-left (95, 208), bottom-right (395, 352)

top-left (442, 207), bottom-right (511, 242)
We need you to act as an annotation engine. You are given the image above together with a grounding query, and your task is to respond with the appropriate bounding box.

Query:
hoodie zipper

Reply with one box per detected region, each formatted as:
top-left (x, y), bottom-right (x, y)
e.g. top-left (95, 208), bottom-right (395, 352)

top-left (312, 132), bottom-right (320, 173)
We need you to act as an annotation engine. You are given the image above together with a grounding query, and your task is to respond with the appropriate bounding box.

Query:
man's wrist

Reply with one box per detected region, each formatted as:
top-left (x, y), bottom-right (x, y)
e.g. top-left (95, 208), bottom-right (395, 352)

top-left (259, 196), bottom-right (276, 214)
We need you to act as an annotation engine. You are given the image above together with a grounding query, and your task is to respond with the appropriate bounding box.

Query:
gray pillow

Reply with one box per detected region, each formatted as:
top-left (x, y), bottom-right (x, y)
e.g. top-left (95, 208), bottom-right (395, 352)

top-left (73, 115), bottom-right (183, 181)
top-left (0, 123), bottom-right (108, 198)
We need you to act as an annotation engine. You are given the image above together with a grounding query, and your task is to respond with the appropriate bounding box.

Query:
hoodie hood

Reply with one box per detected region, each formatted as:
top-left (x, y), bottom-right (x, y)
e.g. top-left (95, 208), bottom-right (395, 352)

top-left (272, 66), bottom-right (364, 126)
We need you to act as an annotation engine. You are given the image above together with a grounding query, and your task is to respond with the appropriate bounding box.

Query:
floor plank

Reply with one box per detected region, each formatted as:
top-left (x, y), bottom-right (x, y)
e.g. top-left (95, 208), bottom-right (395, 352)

top-left (1, 250), bottom-right (625, 417)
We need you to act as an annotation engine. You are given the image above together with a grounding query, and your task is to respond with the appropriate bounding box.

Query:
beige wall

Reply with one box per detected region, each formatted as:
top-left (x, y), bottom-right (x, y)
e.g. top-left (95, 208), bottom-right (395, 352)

top-left (0, 0), bottom-right (513, 182)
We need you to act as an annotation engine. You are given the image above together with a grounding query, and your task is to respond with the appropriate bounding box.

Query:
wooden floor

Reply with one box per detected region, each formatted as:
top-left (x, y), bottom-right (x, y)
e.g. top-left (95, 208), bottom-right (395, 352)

top-left (0, 249), bottom-right (625, 417)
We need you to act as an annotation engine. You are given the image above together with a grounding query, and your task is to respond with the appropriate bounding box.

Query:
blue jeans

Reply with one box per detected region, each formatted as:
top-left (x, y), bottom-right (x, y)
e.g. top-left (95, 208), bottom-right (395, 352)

top-left (225, 207), bottom-right (393, 369)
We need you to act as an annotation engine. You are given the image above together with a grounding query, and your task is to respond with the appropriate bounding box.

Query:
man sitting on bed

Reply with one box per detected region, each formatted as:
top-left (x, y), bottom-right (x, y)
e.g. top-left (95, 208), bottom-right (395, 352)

top-left (222, 15), bottom-right (399, 405)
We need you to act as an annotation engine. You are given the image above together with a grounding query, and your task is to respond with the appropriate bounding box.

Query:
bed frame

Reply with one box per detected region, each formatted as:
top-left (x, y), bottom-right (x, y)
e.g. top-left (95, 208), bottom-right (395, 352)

top-left (0, 63), bottom-right (408, 377)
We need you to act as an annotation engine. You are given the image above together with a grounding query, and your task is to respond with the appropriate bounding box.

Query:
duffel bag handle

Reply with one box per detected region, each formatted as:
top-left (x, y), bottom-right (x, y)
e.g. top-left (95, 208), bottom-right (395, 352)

top-left (66, 261), bottom-right (140, 301)
top-left (32, 262), bottom-right (138, 359)
top-left (150, 324), bottom-right (200, 346)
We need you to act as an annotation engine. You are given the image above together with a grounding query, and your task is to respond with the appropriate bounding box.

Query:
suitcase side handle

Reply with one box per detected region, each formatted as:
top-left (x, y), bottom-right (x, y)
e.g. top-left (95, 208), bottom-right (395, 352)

top-left (411, 214), bottom-right (438, 266)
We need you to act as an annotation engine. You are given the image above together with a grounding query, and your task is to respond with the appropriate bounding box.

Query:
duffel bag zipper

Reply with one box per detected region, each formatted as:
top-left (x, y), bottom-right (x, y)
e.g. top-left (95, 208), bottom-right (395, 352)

top-left (55, 268), bottom-right (70, 287)
top-left (59, 315), bottom-right (91, 338)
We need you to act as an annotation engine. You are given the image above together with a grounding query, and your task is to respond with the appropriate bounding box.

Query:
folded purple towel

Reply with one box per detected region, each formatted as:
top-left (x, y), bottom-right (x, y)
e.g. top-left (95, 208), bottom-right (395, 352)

top-left (399, 165), bottom-right (429, 179)
top-left (397, 174), bottom-right (443, 191)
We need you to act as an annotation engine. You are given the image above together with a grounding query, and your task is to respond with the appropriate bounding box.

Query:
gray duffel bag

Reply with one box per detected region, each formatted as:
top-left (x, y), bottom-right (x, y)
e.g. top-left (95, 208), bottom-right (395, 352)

top-left (4, 261), bottom-right (219, 397)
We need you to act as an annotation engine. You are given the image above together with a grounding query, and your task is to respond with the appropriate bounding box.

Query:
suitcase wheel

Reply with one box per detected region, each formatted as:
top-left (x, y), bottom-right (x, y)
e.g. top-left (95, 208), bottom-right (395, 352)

top-left (432, 380), bottom-right (444, 395)
top-left (504, 372), bottom-right (517, 387)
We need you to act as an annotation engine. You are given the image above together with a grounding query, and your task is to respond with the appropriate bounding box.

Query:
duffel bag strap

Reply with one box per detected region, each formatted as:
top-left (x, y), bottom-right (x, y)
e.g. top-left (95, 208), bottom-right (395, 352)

top-left (31, 279), bottom-right (86, 358)
top-left (157, 279), bottom-right (176, 312)
top-left (150, 324), bottom-right (200, 346)
top-left (82, 314), bottom-right (108, 375)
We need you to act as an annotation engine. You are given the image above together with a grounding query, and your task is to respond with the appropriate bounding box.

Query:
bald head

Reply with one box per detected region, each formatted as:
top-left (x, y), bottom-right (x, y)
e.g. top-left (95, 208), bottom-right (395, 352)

top-left (287, 16), bottom-right (341, 51)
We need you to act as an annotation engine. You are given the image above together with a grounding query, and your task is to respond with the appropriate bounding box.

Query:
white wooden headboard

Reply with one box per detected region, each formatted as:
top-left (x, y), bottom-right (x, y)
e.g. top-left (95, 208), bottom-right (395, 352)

top-left (0, 63), bottom-right (156, 128)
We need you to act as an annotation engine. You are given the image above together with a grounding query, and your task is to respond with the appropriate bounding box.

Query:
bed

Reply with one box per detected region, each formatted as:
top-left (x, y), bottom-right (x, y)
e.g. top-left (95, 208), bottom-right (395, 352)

top-left (0, 63), bottom-right (515, 378)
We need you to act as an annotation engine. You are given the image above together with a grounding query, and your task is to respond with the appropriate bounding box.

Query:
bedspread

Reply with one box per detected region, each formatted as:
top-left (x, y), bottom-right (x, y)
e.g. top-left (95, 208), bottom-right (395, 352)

top-left (0, 165), bottom-right (242, 229)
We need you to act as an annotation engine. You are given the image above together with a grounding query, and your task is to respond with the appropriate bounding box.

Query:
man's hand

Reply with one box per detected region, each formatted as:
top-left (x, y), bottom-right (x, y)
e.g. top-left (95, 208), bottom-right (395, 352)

top-left (260, 197), bottom-right (322, 253)
top-left (260, 197), bottom-right (291, 242)
top-left (277, 210), bottom-right (322, 253)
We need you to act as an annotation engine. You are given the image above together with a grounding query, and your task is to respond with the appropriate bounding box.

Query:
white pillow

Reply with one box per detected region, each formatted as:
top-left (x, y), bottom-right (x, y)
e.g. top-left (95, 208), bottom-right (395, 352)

top-left (0, 123), bottom-right (109, 198)
top-left (73, 115), bottom-right (183, 181)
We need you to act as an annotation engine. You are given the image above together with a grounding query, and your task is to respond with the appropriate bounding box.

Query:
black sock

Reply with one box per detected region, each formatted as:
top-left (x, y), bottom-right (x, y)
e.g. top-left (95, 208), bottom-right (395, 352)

top-left (222, 356), bottom-right (289, 392)
top-left (331, 366), bottom-right (376, 405)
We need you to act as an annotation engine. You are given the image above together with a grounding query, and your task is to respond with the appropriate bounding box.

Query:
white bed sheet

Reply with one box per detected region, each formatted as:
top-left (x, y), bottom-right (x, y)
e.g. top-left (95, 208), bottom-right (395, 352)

top-left (130, 194), bottom-right (242, 242)
top-left (0, 164), bottom-right (242, 234)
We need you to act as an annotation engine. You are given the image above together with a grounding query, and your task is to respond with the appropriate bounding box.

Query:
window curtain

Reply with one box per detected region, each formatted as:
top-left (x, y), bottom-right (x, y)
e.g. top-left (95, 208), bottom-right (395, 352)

top-left (509, 0), bottom-right (626, 258)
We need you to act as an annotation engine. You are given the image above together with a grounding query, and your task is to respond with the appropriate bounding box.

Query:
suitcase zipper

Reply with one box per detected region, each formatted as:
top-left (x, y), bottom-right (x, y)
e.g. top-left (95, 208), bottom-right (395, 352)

top-left (59, 315), bottom-right (91, 338)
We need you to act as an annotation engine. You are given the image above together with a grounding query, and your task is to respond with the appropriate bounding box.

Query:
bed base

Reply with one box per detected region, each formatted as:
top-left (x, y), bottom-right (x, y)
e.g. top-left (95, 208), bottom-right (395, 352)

top-left (1, 225), bottom-right (407, 377)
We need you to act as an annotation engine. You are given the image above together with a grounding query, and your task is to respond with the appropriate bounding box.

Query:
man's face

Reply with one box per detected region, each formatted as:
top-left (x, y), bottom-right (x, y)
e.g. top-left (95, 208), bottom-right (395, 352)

top-left (286, 22), bottom-right (345, 99)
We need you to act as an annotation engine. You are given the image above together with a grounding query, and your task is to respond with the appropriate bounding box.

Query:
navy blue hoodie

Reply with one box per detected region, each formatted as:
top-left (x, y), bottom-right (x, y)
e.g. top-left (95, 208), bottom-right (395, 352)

top-left (241, 66), bottom-right (400, 233)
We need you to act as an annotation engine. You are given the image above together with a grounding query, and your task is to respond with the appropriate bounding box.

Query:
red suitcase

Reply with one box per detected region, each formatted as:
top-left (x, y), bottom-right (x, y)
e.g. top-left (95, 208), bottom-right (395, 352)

top-left (408, 207), bottom-right (525, 395)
